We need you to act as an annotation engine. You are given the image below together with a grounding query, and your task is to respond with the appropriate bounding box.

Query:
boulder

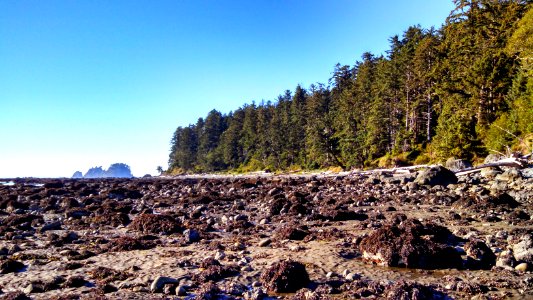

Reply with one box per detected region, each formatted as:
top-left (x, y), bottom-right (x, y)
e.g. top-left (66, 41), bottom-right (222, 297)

top-left (359, 220), bottom-right (462, 269)
top-left (151, 276), bottom-right (179, 293)
top-left (513, 234), bottom-right (533, 264)
top-left (445, 158), bottom-right (472, 172)
top-left (484, 154), bottom-right (505, 164)
top-left (463, 240), bottom-right (496, 270)
top-left (260, 260), bottom-right (310, 293)
top-left (414, 166), bottom-right (458, 187)
top-left (496, 168), bottom-right (522, 182)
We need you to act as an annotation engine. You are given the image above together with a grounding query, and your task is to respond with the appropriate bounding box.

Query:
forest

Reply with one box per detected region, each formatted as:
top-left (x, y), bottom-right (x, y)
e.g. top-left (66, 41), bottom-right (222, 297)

top-left (168, 0), bottom-right (533, 174)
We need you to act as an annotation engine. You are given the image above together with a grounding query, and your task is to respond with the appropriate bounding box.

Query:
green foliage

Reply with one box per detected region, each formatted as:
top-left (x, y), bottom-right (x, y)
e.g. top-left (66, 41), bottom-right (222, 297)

top-left (168, 0), bottom-right (533, 173)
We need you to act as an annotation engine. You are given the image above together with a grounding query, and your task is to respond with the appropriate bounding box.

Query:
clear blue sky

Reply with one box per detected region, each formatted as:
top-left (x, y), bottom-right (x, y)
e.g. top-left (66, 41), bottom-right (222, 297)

top-left (0, 0), bottom-right (455, 178)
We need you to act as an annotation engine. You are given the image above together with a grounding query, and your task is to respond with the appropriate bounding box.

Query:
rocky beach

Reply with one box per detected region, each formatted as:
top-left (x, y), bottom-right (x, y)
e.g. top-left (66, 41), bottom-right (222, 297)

top-left (0, 165), bottom-right (532, 299)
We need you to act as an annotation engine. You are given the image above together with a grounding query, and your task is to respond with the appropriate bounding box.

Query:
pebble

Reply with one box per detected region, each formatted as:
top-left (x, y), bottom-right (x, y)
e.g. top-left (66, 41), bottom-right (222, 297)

top-left (345, 273), bottom-right (360, 281)
top-left (342, 269), bottom-right (350, 277)
top-left (326, 271), bottom-right (334, 278)
top-left (515, 263), bottom-right (529, 272)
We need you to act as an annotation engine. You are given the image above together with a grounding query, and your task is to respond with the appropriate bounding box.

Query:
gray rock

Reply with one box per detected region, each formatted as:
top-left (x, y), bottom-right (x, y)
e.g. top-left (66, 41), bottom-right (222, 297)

top-left (244, 287), bottom-right (266, 300)
top-left (345, 273), bottom-right (361, 281)
top-left (414, 166), bottom-right (458, 187)
top-left (490, 180), bottom-right (508, 192)
top-left (23, 283), bottom-right (36, 294)
top-left (150, 276), bottom-right (179, 293)
top-left (40, 221), bottom-right (62, 233)
top-left (445, 158), bottom-right (472, 172)
top-left (484, 154), bottom-right (505, 164)
top-left (481, 168), bottom-right (501, 179)
top-left (496, 250), bottom-right (515, 269)
top-left (521, 167), bottom-right (533, 178)
top-left (513, 235), bottom-right (533, 264)
top-left (496, 168), bottom-right (522, 182)
top-left (406, 182), bottom-right (419, 191)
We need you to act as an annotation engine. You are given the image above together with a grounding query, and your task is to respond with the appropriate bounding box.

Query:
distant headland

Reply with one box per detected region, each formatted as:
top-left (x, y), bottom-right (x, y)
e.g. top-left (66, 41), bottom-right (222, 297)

top-left (72, 163), bottom-right (133, 178)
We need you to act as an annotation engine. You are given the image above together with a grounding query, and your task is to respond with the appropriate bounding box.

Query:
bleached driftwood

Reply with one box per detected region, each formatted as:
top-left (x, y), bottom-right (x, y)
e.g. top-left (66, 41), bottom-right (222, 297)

top-left (350, 164), bottom-right (435, 176)
top-left (455, 156), bottom-right (528, 176)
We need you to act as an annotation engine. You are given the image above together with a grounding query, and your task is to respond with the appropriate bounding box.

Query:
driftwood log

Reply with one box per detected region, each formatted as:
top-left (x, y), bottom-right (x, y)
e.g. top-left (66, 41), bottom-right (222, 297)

top-left (346, 153), bottom-right (531, 177)
top-left (455, 154), bottom-right (530, 176)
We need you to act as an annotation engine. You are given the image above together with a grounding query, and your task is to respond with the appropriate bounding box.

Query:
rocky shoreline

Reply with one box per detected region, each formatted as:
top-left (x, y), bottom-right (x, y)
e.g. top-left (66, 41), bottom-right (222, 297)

top-left (0, 165), bottom-right (532, 299)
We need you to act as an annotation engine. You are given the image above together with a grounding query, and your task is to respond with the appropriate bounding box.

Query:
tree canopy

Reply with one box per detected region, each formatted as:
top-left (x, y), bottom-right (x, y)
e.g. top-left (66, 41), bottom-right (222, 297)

top-left (169, 0), bottom-right (532, 173)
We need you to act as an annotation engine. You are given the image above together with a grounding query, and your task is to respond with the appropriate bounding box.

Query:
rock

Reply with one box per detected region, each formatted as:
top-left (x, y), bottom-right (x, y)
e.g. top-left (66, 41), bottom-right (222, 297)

top-left (276, 225), bottom-right (309, 241)
top-left (386, 281), bottom-right (443, 299)
top-left (196, 282), bottom-right (220, 300)
top-left (150, 276), bottom-right (179, 293)
top-left (176, 285), bottom-right (188, 296)
top-left (496, 168), bottom-right (522, 182)
top-left (183, 229), bottom-right (200, 243)
top-left (130, 214), bottom-right (182, 235)
top-left (244, 287), bottom-right (266, 300)
top-left (63, 275), bottom-right (87, 288)
top-left (521, 167), bottom-right (533, 178)
top-left (23, 284), bottom-right (36, 294)
top-left (163, 283), bottom-right (175, 295)
top-left (515, 262), bottom-right (529, 272)
top-left (359, 219), bottom-right (462, 269)
top-left (414, 166), bottom-right (458, 187)
top-left (0, 292), bottom-right (31, 300)
top-left (7, 244), bottom-right (21, 255)
top-left (345, 273), bottom-right (360, 281)
top-left (480, 168), bottom-right (501, 179)
top-left (484, 154), bottom-right (505, 164)
top-left (496, 250), bottom-right (516, 269)
top-left (258, 238), bottom-right (272, 247)
top-left (490, 180), bottom-right (508, 192)
top-left (39, 221), bottom-right (62, 233)
top-left (0, 259), bottom-right (25, 274)
top-left (192, 264), bottom-right (239, 282)
top-left (513, 235), bottom-right (533, 264)
top-left (214, 251), bottom-right (226, 260)
top-left (464, 240), bottom-right (496, 270)
top-left (260, 260), bottom-right (310, 293)
top-left (445, 158), bottom-right (472, 172)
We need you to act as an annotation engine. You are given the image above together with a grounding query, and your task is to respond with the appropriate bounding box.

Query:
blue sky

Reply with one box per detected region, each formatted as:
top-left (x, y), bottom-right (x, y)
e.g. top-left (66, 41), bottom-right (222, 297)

top-left (0, 0), bottom-right (455, 177)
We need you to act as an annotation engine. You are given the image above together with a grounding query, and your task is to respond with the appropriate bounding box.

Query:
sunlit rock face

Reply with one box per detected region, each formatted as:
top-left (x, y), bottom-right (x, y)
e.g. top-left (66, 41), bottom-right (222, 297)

top-left (73, 163), bottom-right (133, 178)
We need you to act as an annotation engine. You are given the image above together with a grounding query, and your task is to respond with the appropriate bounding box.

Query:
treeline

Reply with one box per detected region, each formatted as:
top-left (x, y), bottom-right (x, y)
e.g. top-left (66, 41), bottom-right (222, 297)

top-left (169, 0), bottom-right (532, 173)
